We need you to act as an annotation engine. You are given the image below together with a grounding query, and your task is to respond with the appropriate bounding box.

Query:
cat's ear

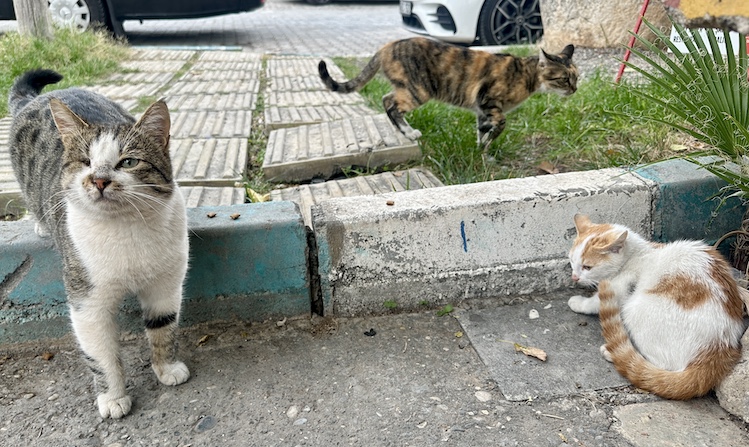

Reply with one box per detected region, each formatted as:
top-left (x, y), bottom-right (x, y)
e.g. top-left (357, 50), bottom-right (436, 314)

top-left (560, 44), bottom-right (574, 59)
top-left (605, 231), bottom-right (628, 254)
top-left (49, 98), bottom-right (89, 142)
top-left (573, 214), bottom-right (592, 234)
top-left (135, 100), bottom-right (171, 150)
top-left (539, 49), bottom-right (549, 67)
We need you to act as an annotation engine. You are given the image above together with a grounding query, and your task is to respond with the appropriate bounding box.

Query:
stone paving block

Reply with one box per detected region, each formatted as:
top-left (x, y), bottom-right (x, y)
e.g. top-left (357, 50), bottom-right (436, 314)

top-left (271, 168), bottom-right (443, 227)
top-left (263, 114), bottom-right (420, 183)
top-left (106, 71), bottom-right (175, 84)
top-left (171, 138), bottom-right (247, 186)
top-left (121, 60), bottom-right (186, 72)
top-left (180, 186), bottom-right (246, 208)
top-left (170, 110), bottom-right (253, 138)
top-left (166, 93), bottom-right (258, 112)
top-left (266, 75), bottom-right (328, 92)
top-left (130, 49), bottom-right (196, 61)
top-left (0, 117), bottom-right (22, 214)
top-left (85, 83), bottom-right (163, 99)
top-left (165, 79), bottom-right (260, 96)
top-left (265, 90), bottom-right (367, 107)
top-left (198, 51), bottom-right (261, 62)
top-left (185, 60), bottom-right (262, 80)
top-left (454, 302), bottom-right (629, 401)
top-left (266, 57), bottom-right (345, 78)
top-left (263, 104), bottom-right (378, 133)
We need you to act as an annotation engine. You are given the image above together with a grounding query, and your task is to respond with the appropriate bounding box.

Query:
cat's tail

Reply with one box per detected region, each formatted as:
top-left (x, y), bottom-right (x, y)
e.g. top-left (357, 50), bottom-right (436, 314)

top-left (318, 54), bottom-right (381, 94)
top-left (8, 69), bottom-right (63, 117)
top-left (598, 280), bottom-right (741, 400)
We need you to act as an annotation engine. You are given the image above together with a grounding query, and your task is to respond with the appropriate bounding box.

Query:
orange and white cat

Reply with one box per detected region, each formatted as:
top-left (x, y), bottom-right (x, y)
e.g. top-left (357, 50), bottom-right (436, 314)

top-left (567, 214), bottom-right (746, 400)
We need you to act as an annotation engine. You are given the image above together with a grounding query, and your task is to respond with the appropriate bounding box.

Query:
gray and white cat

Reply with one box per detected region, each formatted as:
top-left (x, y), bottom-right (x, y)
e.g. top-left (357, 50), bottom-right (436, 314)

top-left (9, 69), bottom-right (190, 419)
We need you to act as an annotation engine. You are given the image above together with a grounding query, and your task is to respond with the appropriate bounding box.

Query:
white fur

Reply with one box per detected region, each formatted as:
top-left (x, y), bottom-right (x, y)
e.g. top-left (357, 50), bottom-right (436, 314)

top-left (63, 132), bottom-right (189, 418)
top-left (569, 226), bottom-right (745, 371)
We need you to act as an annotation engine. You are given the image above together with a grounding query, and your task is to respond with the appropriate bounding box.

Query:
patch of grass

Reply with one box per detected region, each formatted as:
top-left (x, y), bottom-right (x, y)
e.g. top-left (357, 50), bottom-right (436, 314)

top-left (383, 299), bottom-right (398, 309)
top-left (335, 54), bottom-right (683, 185)
top-left (0, 26), bottom-right (129, 117)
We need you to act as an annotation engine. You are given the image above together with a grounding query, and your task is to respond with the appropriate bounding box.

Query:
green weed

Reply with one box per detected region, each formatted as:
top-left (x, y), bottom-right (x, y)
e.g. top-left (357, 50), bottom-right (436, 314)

top-left (0, 26), bottom-right (129, 117)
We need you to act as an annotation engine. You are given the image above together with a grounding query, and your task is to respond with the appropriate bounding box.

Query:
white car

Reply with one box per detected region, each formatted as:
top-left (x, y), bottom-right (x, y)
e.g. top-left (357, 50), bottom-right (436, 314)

top-left (400, 0), bottom-right (543, 46)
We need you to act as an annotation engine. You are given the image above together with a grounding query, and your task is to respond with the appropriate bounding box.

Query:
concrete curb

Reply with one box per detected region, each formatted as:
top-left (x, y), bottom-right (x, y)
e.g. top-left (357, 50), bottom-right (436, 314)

top-left (0, 159), bottom-right (744, 342)
top-left (0, 202), bottom-right (310, 343)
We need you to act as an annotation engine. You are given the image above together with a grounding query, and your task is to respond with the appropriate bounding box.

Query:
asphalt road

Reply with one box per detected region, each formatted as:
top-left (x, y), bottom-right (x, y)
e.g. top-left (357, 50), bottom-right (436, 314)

top-left (0, 0), bottom-right (412, 56)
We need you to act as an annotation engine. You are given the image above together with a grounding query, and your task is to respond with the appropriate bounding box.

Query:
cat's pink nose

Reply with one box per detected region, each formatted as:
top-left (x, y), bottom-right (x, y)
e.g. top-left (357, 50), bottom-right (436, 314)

top-left (571, 274), bottom-right (579, 282)
top-left (94, 178), bottom-right (111, 192)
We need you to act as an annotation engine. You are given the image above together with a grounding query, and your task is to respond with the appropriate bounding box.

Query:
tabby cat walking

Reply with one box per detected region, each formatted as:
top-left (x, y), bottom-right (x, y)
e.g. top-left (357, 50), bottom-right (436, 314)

top-left (318, 37), bottom-right (577, 154)
top-left (567, 214), bottom-right (745, 400)
top-left (9, 69), bottom-right (190, 418)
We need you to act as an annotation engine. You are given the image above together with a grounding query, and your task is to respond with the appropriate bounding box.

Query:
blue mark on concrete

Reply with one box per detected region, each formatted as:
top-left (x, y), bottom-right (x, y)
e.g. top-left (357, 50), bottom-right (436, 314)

top-left (460, 221), bottom-right (467, 252)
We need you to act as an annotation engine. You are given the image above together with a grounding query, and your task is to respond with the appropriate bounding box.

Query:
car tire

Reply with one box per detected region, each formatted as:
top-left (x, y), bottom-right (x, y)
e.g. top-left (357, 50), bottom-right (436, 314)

top-left (476, 0), bottom-right (543, 46)
top-left (47, 0), bottom-right (111, 32)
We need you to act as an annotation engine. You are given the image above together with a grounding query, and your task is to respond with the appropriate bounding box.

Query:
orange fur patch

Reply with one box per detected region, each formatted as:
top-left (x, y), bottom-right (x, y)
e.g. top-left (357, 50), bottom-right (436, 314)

top-left (648, 274), bottom-right (711, 310)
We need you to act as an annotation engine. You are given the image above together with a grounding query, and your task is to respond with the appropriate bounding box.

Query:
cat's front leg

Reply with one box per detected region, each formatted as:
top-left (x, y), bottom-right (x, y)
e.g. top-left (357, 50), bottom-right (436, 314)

top-left (568, 293), bottom-right (600, 315)
top-left (68, 296), bottom-right (131, 419)
top-left (477, 111), bottom-right (506, 152)
top-left (140, 281), bottom-right (190, 387)
top-left (383, 92), bottom-right (422, 140)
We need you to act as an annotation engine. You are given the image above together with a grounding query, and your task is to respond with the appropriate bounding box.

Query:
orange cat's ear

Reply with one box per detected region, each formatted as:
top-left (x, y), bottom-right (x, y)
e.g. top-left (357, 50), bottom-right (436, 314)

top-left (573, 214), bottom-right (592, 234)
top-left (605, 231), bottom-right (628, 254)
top-left (560, 44), bottom-right (574, 59)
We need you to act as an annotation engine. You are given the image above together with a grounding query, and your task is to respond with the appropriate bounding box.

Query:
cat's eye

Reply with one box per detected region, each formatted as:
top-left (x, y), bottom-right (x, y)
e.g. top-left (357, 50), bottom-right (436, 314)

top-left (119, 158), bottom-right (140, 169)
top-left (582, 265), bottom-right (592, 271)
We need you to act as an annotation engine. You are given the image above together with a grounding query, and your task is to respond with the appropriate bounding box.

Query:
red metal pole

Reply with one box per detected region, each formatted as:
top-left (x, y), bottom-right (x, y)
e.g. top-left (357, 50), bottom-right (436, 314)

top-left (615, 0), bottom-right (651, 83)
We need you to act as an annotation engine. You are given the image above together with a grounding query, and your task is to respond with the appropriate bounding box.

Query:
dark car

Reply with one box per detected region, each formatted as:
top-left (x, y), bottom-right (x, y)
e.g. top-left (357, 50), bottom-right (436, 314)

top-left (0, 0), bottom-right (265, 36)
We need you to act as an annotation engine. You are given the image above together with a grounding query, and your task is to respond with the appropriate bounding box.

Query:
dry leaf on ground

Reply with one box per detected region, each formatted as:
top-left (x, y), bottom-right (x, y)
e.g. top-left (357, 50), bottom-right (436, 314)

top-left (514, 343), bottom-right (547, 361)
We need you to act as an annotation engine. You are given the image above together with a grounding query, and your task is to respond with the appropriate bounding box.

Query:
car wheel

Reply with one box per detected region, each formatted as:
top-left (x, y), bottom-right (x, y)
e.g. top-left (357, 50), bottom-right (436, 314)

top-left (477, 0), bottom-right (543, 45)
top-left (47, 0), bottom-right (110, 32)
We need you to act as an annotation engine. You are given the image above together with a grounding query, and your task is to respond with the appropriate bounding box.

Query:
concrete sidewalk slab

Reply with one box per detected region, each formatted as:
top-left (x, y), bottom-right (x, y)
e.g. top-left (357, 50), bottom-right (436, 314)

top-left (266, 56), bottom-right (345, 79)
top-left (454, 298), bottom-right (629, 402)
top-left (180, 186), bottom-right (246, 208)
top-left (171, 137), bottom-right (248, 186)
top-left (263, 114), bottom-right (420, 182)
top-left (121, 60), bottom-right (186, 72)
top-left (166, 92), bottom-right (258, 112)
top-left (170, 111), bottom-right (253, 138)
top-left (263, 104), bottom-right (377, 132)
top-left (105, 71), bottom-right (175, 84)
top-left (129, 48), bottom-right (195, 61)
top-left (165, 79), bottom-right (260, 96)
top-left (265, 90), bottom-right (367, 107)
top-left (614, 399), bottom-right (748, 447)
top-left (271, 168), bottom-right (444, 227)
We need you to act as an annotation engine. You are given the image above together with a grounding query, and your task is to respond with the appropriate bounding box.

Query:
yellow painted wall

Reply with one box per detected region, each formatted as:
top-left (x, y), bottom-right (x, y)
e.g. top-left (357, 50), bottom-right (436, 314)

top-left (679, 0), bottom-right (749, 18)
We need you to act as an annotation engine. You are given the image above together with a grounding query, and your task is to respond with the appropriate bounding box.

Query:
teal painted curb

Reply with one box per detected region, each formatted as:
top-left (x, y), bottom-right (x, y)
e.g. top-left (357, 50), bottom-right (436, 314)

top-left (634, 159), bottom-right (745, 246)
top-left (0, 202), bottom-right (310, 343)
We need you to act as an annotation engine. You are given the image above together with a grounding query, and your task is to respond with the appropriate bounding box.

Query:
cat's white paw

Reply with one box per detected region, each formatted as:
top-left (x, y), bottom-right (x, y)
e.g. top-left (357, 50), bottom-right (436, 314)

top-left (405, 129), bottom-right (422, 140)
top-left (153, 361), bottom-right (190, 386)
top-left (568, 295), bottom-right (600, 315)
top-left (97, 393), bottom-right (132, 419)
top-left (600, 344), bottom-right (613, 363)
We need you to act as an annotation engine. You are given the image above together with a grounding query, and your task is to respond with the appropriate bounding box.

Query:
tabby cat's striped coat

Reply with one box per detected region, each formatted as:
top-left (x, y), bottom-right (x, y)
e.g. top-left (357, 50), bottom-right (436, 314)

top-left (9, 69), bottom-right (190, 419)
top-left (318, 37), bottom-right (577, 153)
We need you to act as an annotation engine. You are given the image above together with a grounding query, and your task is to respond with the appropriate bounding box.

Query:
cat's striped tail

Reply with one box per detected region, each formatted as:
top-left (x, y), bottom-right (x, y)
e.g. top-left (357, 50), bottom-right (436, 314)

top-left (8, 69), bottom-right (63, 117)
top-left (598, 280), bottom-right (741, 400)
top-left (318, 53), bottom-right (381, 94)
